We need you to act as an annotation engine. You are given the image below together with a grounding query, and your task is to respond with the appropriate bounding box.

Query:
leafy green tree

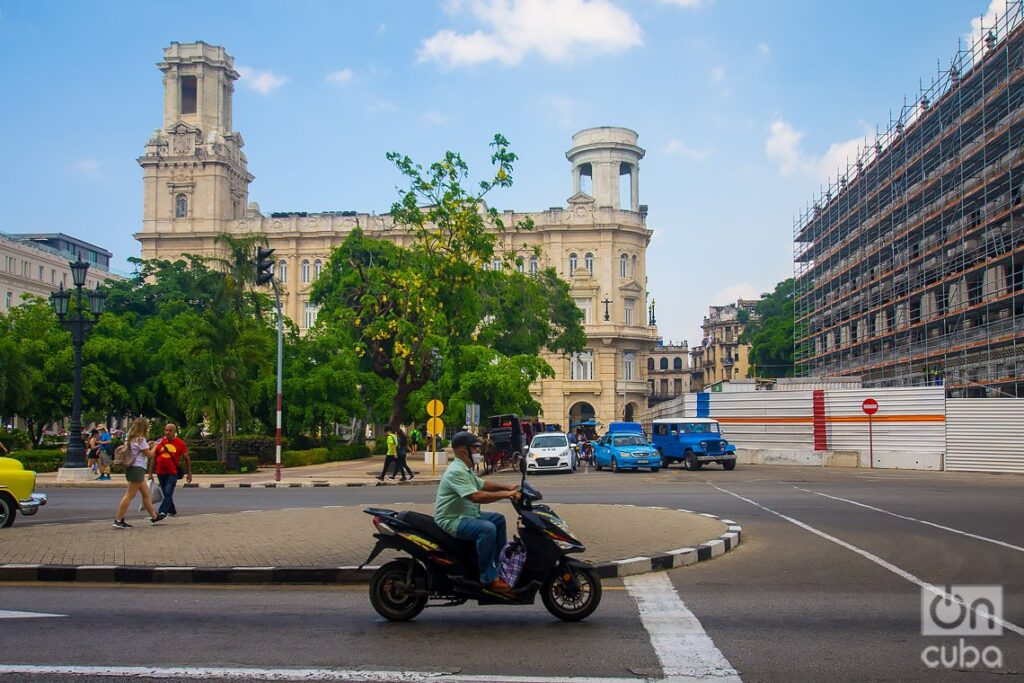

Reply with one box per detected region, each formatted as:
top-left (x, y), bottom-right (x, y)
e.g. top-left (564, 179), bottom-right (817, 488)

top-left (1, 297), bottom-right (71, 446)
top-left (741, 278), bottom-right (796, 378)
top-left (311, 135), bottom-right (585, 428)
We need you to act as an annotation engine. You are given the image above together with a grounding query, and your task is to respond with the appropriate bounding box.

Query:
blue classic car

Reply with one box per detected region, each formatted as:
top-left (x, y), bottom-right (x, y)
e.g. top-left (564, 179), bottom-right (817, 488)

top-left (651, 418), bottom-right (737, 471)
top-left (593, 422), bottom-right (660, 473)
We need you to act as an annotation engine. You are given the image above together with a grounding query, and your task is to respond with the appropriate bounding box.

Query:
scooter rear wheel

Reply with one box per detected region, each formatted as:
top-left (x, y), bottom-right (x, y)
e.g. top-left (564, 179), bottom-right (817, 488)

top-left (541, 565), bottom-right (602, 622)
top-left (369, 560), bottom-right (428, 621)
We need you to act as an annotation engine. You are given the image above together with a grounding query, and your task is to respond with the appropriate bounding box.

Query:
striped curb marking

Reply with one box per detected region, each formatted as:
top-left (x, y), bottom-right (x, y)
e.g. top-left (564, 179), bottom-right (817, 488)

top-left (0, 510), bottom-right (740, 585)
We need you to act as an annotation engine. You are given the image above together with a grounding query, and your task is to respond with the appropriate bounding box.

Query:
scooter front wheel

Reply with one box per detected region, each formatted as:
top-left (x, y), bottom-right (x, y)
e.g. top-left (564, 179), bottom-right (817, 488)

top-left (541, 565), bottom-right (602, 622)
top-left (369, 560), bottom-right (428, 622)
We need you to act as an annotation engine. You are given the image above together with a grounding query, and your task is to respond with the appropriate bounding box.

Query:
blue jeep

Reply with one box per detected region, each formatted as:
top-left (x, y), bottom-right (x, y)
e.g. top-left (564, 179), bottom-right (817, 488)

top-left (651, 418), bottom-right (737, 471)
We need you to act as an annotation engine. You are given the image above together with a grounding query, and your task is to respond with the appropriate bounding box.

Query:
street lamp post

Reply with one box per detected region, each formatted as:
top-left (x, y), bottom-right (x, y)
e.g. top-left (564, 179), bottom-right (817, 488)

top-left (51, 255), bottom-right (106, 476)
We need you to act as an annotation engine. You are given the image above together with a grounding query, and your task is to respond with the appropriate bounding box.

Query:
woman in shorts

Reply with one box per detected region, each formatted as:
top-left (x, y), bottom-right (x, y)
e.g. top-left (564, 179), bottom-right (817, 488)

top-left (86, 429), bottom-right (100, 474)
top-left (113, 418), bottom-right (166, 529)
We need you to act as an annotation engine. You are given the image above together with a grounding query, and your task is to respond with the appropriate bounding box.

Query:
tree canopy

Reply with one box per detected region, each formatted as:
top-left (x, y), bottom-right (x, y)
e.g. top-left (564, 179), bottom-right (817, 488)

top-left (741, 278), bottom-right (796, 378)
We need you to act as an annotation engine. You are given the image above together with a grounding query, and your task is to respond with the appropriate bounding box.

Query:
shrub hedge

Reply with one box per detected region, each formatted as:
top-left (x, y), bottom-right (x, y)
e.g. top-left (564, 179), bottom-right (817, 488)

top-left (8, 450), bottom-right (65, 473)
top-left (279, 444), bottom-right (371, 468)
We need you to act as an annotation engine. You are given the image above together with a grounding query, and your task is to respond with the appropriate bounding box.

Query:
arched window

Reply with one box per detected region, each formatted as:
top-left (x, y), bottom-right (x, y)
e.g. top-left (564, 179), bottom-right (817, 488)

top-left (673, 357), bottom-right (683, 370)
top-left (529, 256), bottom-right (539, 275)
top-left (647, 357), bottom-right (655, 371)
top-left (313, 259), bottom-right (322, 281)
top-left (622, 351), bottom-right (635, 381)
top-left (584, 253), bottom-right (594, 275)
top-left (301, 259), bottom-right (310, 284)
top-left (568, 253), bottom-right (578, 274)
top-left (620, 253), bottom-right (628, 278)
top-left (516, 260), bottom-right (525, 273)
top-left (660, 357), bottom-right (669, 370)
top-left (278, 260), bottom-right (288, 284)
top-left (175, 194), bottom-right (188, 219)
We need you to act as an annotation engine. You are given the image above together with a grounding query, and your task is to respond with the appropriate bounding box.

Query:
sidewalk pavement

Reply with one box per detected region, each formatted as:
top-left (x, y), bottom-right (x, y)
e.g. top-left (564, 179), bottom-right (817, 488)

top-left (0, 503), bottom-right (742, 584)
top-left (37, 453), bottom-right (451, 489)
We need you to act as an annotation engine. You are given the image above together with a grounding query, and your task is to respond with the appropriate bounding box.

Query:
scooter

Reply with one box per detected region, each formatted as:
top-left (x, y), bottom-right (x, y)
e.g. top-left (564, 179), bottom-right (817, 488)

top-left (360, 472), bottom-right (602, 622)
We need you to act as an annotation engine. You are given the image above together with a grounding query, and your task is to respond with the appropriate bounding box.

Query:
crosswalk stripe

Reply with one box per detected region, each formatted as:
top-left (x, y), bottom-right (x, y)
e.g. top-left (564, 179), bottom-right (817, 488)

top-left (625, 572), bottom-right (741, 682)
top-left (0, 610), bottom-right (65, 619)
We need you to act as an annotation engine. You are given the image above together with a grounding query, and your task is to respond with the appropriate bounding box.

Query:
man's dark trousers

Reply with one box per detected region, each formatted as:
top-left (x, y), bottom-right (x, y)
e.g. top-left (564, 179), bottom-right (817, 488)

top-left (157, 474), bottom-right (178, 515)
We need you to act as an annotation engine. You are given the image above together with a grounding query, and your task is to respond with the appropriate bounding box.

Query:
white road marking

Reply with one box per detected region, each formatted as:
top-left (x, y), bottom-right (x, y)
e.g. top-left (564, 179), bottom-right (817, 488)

top-left (0, 610), bottom-right (65, 619)
top-left (624, 572), bottom-right (741, 682)
top-left (708, 482), bottom-right (1024, 637)
top-left (0, 665), bottom-right (645, 682)
top-left (794, 486), bottom-right (1024, 554)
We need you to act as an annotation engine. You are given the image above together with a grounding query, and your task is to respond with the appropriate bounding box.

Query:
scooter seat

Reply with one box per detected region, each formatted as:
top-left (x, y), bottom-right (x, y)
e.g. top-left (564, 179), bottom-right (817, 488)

top-left (398, 511), bottom-right (478, 557)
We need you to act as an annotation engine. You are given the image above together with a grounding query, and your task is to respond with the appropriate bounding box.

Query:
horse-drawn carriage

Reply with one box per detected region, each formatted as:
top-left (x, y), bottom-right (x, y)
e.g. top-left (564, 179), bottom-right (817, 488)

top-left (482, 413), bottom-right (525, 474)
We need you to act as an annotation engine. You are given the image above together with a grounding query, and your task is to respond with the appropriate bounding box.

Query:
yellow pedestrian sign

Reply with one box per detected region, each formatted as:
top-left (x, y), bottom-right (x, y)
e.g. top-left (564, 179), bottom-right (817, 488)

top-left (427, 417), bottom-right (444, 437)
top-left (427, 399), bottom-right (445, 417)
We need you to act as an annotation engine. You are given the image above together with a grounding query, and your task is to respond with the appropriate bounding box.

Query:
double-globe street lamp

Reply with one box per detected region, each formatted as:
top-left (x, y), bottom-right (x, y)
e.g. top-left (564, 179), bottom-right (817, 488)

top-left (50, 255), bottom-right (107, 472)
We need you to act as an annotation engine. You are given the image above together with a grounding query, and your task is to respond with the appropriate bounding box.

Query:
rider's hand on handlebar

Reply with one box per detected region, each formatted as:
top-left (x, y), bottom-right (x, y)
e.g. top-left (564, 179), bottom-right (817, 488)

top-left (508, 490), bottom-right (522, 502)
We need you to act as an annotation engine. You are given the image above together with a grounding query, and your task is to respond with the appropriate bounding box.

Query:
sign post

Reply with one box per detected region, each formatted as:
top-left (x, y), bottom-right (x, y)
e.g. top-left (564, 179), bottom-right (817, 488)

top-left (861, 397), bottom-right (878, 468)
top-left (427, 399), bottom-right (445, 476)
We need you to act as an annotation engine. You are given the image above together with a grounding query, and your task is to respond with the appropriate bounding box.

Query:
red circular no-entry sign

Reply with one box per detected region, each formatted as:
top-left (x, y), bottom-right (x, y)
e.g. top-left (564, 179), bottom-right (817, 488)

top-left (862, 398), bottom-right (879, 415)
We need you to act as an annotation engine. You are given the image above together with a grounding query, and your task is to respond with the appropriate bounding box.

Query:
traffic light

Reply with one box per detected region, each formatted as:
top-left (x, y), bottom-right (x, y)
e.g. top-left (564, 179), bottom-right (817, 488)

top-left (255, 247), bottom-right (275, 286)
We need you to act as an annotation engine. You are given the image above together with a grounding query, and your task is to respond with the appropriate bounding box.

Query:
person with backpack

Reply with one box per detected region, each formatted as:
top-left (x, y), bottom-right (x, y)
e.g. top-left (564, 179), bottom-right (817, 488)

top-left (113, 417), bottom-right (166, 529)
top-left (389, 427), bottom-right (414, 481)
top-left (409, 426), bottom-right (421, 456)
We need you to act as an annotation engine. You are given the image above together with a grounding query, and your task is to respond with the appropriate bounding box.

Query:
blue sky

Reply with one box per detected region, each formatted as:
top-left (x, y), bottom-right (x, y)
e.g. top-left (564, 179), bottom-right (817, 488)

top-left (0, 0), bottom-right (1004, 345)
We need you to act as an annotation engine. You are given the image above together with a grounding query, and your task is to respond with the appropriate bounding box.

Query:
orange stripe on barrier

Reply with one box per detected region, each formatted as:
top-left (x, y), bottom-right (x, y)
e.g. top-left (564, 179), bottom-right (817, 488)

top-left (825, 415), bottom-right (945, 423)
top-left (713, 414), bottom-right (944, 424)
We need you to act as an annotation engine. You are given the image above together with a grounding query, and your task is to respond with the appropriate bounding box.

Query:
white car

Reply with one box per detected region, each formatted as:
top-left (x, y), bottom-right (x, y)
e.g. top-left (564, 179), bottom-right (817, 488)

top-left (526, 433), bottom-right (577, 473)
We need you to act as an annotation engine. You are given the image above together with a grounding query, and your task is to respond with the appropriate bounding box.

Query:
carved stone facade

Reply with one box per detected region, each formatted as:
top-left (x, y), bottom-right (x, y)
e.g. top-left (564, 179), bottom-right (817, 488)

top-left (136, 42), bottom-right (660, 427)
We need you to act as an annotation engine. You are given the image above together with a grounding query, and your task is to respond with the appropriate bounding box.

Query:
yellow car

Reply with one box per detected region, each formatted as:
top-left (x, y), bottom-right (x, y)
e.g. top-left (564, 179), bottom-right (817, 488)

top-left (0, 457), bottom-right (47, 528)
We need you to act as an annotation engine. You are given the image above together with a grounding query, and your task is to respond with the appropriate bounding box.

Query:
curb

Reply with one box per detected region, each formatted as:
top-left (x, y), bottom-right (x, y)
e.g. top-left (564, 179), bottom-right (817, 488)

top-left (0, 510), bottom-right (740, 585)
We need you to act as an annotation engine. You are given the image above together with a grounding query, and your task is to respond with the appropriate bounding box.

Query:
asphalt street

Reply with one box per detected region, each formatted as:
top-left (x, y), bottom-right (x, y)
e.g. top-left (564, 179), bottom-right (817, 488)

top-left (2, 463), bottom-right (1022, 681)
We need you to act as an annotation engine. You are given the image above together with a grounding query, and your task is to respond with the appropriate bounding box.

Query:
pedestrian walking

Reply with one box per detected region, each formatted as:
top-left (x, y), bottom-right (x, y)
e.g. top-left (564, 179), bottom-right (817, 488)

top-left (86, 428), bottom-right (100, 475)
top-left (113, 417), bottom-right (166, 529)
top-left (389, 427), bottom-right (414, 481)
top-left (97, 425), bottom-right (112, 480)
top-left (410, 426), bottom-right (421, 456)
top-left (148, 423), bottom-right (191, 516)
top-left (376, 426), bottom-right (398, 481)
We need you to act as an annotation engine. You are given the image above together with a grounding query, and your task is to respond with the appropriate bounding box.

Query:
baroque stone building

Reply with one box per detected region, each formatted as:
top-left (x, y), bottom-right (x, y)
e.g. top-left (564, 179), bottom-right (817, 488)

top-left (647, 341), bottom-right (694, 403)
top-left (689, 299), bottom-right (759, 391)
top-left (135, 42), bottom-right (659, 426)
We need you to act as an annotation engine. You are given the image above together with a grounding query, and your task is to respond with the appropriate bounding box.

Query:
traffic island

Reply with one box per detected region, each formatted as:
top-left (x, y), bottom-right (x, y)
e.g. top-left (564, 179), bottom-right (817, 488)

top-left (0, 504), bottom-right (741, 584)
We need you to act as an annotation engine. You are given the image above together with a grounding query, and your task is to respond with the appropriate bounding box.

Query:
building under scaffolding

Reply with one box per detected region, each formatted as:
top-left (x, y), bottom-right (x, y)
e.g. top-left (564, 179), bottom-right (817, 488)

top-left (794, 3), bottom-right (1024, 398)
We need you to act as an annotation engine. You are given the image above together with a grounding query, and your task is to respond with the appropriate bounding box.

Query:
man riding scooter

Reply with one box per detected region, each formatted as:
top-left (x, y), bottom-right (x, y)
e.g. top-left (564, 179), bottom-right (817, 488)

top-left (435, 431), bottom-right (521, 593)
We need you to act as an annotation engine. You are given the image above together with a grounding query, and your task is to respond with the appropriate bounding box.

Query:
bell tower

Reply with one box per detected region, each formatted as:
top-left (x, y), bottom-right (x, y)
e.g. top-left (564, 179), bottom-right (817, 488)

top-left (137, 42), bottom-right (254, 259)
top-left (566, 127), bottom-right (644, 211)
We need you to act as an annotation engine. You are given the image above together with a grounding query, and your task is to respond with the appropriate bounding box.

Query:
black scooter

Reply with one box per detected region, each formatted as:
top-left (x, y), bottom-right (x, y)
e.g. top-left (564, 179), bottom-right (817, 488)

top-left (360, 472), bottom-right (601, 622)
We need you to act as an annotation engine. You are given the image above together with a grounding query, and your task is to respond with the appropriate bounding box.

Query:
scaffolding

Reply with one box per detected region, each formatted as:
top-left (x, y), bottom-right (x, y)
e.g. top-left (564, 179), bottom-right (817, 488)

top-left (793, 2), bottom-right (1024, 398)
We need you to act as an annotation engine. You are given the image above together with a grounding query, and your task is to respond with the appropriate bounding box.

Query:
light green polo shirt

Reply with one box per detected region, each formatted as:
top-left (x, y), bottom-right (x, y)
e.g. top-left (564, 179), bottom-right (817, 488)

top-left (434, 458), bottom-right (484, 536)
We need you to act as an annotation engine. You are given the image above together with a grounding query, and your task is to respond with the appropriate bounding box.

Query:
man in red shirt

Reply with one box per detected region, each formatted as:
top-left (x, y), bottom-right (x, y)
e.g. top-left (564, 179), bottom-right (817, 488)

top-left (147, 423), bottom-right (192, 517)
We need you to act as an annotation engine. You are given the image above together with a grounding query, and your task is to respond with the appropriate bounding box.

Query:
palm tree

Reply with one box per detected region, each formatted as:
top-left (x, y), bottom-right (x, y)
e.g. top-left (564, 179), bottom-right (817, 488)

top-left (211, 232), bottom-right (270, 318)
top-left (179, 305), bottom-right (272, 468)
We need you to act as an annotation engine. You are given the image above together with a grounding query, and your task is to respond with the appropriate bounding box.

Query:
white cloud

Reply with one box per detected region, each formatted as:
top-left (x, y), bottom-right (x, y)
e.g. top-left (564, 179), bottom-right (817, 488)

top-left (378, 22), bottom-right (387, 33)
top-left (710, 65), bottom-right (725, 83)
top-left (418, 0), bottom-right (643, 68)
top-left (325, 68), bottom-right (355, 86)
top-left (73, 158), bottom-right (101, 174)
top-left (422, 109), bottom-right (448, 125)
top-left (658, 0), bottom-right (701, 7)
top-left (663, 139), bottom-right (711, 161)
top-left (757, 42), bottom-right (770, 56)
top-left (765, 118), bottom-right (873, 182)
top-left (237, 66), bottom-right (288, 94)
top-left (967, 0), bottom-right (1007, 51)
